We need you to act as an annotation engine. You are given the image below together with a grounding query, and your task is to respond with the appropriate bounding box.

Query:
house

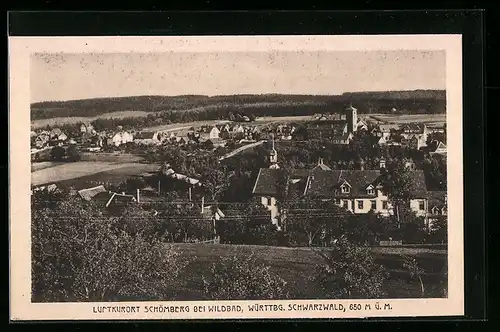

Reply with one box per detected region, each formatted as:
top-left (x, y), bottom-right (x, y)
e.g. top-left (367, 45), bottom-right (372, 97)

top-left (109, 131), bottom-right (134, 147)
top-left (429, 141), bottom-right (447, 156)
top-left (252, 147), bottom-right (429, 224)
top-left (78, 185), bottom-right (139, 207)
top-left (356, 119), bottom-right (369, 131)
top-left (331, 133), bottom-right (354, 145)
top-left (401, 134), bottom-right (427, 150)
top-left (306, 105), bottom-right (358, 139)
top-left (312, 158), bottom-right (332, 171)
top-left (134, 131), bottom-right (161, 145)
top-left (34, 133), bottom-right (50, 149)
top-left (199, 126), bottom-right (220, 140)
top-left (376, 136), bottom-right (387, 146)
top-left (252, 167), bottom-right (429, 223)
top-left (427, 191), bottom-right (447, 228)
top-left (371, 124), bottom-right (400, 139)
top-left (402, 123), bottom-right (427, 135)
top-left (80, 123), bottom-right (96, 135)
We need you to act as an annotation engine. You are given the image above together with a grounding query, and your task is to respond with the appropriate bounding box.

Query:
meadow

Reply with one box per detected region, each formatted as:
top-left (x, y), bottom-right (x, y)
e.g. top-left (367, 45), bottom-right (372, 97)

top-left (364, 113), bottom-right (446, 126)
top-left (163, 243), bottom-right (447, 300)
top-left (31, 161), bottom-right (160, 188)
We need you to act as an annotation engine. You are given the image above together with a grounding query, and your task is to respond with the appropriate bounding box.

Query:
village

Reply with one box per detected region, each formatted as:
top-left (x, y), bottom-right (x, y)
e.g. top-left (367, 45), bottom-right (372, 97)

top-left (31, 104), bottom-right (448, 247)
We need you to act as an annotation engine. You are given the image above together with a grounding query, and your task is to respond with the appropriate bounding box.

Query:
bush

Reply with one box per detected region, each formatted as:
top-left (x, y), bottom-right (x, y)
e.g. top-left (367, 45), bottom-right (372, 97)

top-left (31, 192), bottom-right (190, 302)
top-left (202, 253), bottom-right (289, 300)
top-left (312, 237), bottom-right (389, 299)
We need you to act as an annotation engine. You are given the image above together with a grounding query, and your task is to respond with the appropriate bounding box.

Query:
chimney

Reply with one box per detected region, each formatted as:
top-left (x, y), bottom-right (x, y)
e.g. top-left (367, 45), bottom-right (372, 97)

top-left (121, 192), bottom-right (125, 195)
top-left (201, 196), bottom-right (205, 214)
top-left (136, 189), bottom-right (140, 203)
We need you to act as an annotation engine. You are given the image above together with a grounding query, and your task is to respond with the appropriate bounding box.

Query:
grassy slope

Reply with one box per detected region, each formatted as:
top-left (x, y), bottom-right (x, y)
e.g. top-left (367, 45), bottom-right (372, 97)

top-left (31, 161), bottom-right (160, 188)
top-left (166, 243), bottom-right (447, 300)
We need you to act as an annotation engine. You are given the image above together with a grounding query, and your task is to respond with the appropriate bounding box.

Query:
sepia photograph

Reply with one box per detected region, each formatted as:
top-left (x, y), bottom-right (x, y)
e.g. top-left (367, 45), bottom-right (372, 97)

top-left (10, 35), bottom-right (463, 320)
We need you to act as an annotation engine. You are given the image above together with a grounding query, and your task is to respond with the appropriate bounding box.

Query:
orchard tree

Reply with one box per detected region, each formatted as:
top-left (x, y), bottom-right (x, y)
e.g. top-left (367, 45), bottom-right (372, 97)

top-left (313, 237), bottom-right (389, 299)
top-left (31, 192), bottom-right (190, 302)
top-left (382, 161), bottom-right (415, 225)
top-left (202, 253), bottom-right (289, 300)
top-left (402, 255), bottom-right (426, 297)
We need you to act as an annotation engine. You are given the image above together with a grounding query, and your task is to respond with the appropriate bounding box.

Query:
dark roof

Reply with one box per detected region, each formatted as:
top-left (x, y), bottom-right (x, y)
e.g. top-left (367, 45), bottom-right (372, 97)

top-left (135, 132), bottom-right (156, 140)
top-left (252, 168), bottom-right (428, 199)
top-left (307, 170), bottom-right (382, 198)
top-left (377, 124), bottom-right (400, 132)
top-left (252, 168), bottom-right (310, 196)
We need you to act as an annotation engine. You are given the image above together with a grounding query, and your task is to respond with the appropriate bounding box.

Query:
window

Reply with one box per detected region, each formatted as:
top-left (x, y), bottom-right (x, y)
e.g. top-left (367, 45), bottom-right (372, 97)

top-left (267, 197), bottom-right (272, 206)
top-left (367, 188), bottom-right (375, 195)
top-left (357, 200), bottom-right (364, 209)
top-left (382, 201), bottom-right (388, 210)
top-left (343, 200), bottom-right (349, 208)
top-left (371, 200), bottom-right (377, 210)
top-left (335, 198), bottom-right (341, 205)
top-left (341, 184), bottom-right (350, 194)
top-left (419, 201), bottom-right (425, 211)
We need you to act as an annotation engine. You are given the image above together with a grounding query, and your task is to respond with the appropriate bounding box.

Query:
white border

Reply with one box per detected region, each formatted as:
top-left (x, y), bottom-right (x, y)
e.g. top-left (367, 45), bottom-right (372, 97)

top-left (9, 35), bottom-right (463, 320)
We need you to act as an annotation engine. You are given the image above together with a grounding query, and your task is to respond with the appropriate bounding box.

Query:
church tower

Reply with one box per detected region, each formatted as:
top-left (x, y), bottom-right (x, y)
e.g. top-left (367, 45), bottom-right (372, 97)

top-left (346, 104), bottom-right (358, 133)
top-left (269, 134), bottom-right (280, 169)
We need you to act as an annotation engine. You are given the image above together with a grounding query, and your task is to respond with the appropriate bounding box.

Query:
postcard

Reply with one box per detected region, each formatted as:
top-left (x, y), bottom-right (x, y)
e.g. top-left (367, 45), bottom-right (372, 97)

top-left (9, 34), bottom-right (463, 320)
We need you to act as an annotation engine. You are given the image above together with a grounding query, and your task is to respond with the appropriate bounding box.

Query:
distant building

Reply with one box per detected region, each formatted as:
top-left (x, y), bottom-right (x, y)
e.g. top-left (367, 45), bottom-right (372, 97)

top-left (199, 126), bottom-right (221, 141)
top-left (371, 124), bottom-right (400, 139)
top-left (134, 131), bottom-right (161, 145)
top-left (429, 141), bottom-right (447, 156)
top-left (80, 123), bottom-right (96, 135)
top-left (427, 190), bottom-right (447, 228)
top-left (108, 131), bottom-right (134, 147)
top-left (306, 105), bottom-right (357, 139)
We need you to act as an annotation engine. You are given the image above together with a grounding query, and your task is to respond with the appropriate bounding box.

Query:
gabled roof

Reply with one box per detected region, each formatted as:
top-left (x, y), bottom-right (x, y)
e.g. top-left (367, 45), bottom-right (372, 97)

top-left (377, 124), bottom-right (400, 132)
top-left (307, 170), bottom-right (382, 198)
top-left (78, 185), bottom-right (107, 201)
top-left (253, 168), bottom-right (428, 199)
top-left (252, 168), bottom-right (310, 196)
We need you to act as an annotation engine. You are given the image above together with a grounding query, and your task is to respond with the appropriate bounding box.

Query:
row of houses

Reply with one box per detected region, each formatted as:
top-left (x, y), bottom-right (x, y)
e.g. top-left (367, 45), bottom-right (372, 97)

top-left (370, 123), bottom-right (446, 154)
top-left (252, 145), bottom-right (447, 228)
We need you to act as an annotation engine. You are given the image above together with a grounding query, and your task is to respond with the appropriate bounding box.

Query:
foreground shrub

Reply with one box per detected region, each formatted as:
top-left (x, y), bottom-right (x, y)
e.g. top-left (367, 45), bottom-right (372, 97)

top-left (313, 237), bottom-right (389, 299)
top-left (202, 253), bottom-right (289, 300)
top-left (31, 192), bottom-right (189, 302)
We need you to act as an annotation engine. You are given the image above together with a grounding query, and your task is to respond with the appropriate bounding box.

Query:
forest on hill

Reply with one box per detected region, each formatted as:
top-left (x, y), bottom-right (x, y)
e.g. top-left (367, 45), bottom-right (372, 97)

top-left (31, 90), bottom-right (446, 121)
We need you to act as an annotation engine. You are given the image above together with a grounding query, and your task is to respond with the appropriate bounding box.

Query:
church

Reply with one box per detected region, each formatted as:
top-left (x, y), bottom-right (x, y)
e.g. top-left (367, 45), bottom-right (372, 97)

top-left (305, 105), bottom-right (358, 140)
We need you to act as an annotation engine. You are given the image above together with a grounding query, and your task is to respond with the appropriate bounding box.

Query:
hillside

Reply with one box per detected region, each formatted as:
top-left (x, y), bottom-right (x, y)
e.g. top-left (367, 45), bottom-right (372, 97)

top-left (31, 90), bottom-right (446, 121)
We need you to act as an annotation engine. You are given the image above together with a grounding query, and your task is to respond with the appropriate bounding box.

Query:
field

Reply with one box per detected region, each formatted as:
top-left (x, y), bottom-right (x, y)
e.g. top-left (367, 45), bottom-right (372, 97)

top-left (31, 161), bottom-right (160, 188)
top-left (145, 119), bottom-right (230, 133)
top-left (164, 243), bottom-right (447, 300)
top-left (253, 115), bottom-right (313, 124)
top-left (31, 110), bottom-right (153, 129)
top-left (364, 113), bottom-right (446, 127)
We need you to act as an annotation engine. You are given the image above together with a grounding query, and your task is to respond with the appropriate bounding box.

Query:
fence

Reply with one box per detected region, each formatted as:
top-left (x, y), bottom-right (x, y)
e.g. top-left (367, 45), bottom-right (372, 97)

top-left (193, 237), bottom-right (220, 244)
top-left (379, 240), bottom-right (403, 246)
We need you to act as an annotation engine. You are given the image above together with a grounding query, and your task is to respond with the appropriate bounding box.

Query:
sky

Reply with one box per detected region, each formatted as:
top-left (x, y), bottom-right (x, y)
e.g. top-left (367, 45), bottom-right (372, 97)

top-left (30, 50), bottom-right (446, 103)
